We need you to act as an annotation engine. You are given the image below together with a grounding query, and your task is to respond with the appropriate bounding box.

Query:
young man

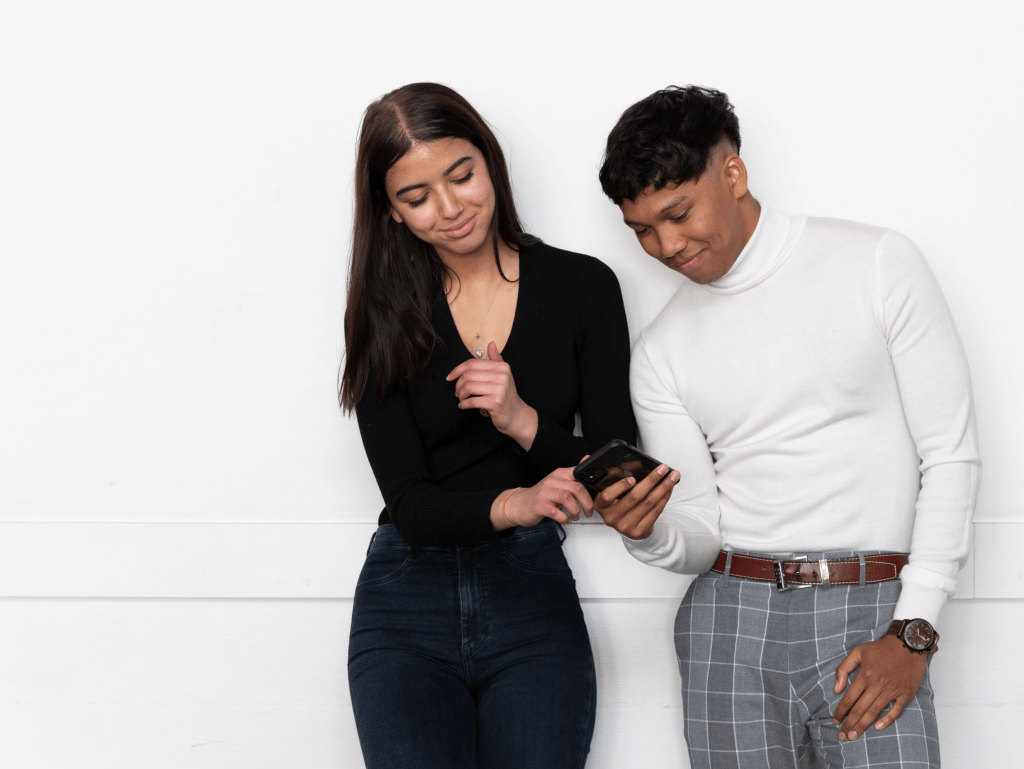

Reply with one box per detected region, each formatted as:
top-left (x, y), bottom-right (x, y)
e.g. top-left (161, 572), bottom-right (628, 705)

top-left (595, 86), bottom-right (979, 769)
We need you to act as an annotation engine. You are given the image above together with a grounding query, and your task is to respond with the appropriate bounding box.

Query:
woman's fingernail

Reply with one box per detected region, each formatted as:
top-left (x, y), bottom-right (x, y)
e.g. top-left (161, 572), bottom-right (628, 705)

top-left (670, 471), bottom-right (680, 481)
top-left (657, 465), bottom-right (667, 475)
top-left (627, 477), bottom-right (636, 485)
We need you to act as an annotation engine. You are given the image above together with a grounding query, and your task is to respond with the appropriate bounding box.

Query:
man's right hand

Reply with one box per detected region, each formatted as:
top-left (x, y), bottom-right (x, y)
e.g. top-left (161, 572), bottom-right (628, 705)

top-left (594, 464), bottom-right (679, 539)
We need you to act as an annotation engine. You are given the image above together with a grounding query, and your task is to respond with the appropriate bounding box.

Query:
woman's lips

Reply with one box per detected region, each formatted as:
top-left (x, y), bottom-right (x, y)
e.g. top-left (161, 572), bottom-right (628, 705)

top-left (443, 216), bottom-right (476, 238)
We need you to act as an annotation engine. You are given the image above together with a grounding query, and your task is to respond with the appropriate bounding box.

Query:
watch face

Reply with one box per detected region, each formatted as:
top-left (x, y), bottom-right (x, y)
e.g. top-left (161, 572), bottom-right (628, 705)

top-left (903, 619), bottom-right (935, 651)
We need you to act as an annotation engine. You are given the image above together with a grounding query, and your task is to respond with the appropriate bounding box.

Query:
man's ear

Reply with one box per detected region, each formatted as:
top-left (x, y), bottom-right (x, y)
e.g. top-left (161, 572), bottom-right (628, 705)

top-left (723, 153), bottom-right (749, 200)
top-left (390, 207), bottom-right (404, 224)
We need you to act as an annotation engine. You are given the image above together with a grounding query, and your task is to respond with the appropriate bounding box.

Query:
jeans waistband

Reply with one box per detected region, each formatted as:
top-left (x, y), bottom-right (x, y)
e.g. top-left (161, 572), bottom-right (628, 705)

top-left (368, 518), bottom-right (564, 553)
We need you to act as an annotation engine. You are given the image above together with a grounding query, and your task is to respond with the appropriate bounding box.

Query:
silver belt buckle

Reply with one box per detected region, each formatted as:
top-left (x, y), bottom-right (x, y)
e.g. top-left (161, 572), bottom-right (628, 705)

top-left (773, 555), bottom-right (813, 592)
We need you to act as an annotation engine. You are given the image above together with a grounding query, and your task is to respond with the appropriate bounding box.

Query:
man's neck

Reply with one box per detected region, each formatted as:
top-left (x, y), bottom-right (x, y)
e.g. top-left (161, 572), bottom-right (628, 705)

top-left (737, 193), bottom-right (762, 252)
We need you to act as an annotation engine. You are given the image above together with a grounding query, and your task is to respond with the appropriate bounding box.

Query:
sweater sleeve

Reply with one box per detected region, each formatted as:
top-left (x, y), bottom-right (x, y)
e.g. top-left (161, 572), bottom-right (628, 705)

top-left (621, 336), bottom-right (722, 573)
top-left (521, 258), bottom-right (637, 470)
top-left (876, 230), bottom-right (981, 625)
top-left (355, 380), bottom-right (502, 547)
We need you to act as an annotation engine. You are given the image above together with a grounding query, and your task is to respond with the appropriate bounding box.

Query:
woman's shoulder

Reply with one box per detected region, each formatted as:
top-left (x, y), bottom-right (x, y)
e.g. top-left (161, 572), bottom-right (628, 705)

top-left (521, 239), bottom-right (621, 288)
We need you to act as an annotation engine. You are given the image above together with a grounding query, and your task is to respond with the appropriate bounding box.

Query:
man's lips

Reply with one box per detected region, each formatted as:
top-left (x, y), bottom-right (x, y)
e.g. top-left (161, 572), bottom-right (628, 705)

top-left (670, 249), bottom-right (705, 272)
top-left (443, 216), bottom-right (476, 238)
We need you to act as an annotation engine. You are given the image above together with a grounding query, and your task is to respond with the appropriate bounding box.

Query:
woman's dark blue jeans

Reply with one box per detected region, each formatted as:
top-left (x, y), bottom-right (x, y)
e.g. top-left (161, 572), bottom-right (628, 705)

top-left (348, 519), bottom-right (597, 769)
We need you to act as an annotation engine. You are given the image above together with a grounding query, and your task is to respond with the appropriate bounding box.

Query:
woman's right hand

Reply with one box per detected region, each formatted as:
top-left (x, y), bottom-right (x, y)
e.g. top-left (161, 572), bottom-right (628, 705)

top-left (492, 467), bottom-right (594, 530)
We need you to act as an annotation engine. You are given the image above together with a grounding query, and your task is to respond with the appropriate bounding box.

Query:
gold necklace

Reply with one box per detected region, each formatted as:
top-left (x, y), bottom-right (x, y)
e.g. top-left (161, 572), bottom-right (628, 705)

top-left (470, 278), bottom-right (505, 357)
top-left (451, 275), bottom-right (505, 358)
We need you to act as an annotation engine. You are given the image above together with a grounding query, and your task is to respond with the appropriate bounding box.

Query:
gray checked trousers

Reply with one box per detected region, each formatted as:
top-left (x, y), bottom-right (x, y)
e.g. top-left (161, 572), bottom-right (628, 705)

top-left (675, 552), bottom-right (940, 769)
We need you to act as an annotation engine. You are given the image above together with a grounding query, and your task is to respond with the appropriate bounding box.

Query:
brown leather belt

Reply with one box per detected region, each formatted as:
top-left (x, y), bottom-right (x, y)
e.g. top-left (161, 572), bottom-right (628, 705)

top-left (710, 551), bottom-right (909, 591)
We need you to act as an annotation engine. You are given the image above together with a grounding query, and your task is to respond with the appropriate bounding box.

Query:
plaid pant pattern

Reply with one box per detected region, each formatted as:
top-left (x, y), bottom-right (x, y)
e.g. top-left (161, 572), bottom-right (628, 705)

top-left (674, 553), bottom-right (940, 769)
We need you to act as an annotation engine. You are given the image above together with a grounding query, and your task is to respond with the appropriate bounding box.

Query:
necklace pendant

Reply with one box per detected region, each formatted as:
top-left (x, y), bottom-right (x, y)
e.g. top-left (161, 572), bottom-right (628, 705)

top-left (475, 350), bottom-right (484, 357)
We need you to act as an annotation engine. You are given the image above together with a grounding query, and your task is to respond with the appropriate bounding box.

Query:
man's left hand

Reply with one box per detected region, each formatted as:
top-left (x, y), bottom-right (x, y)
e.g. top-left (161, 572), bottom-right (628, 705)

top-left (833, 634), bottom-right (927, 741)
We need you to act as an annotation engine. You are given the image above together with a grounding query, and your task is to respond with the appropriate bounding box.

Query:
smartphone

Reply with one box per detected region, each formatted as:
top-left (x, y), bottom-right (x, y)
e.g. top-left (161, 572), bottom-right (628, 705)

top-left (573, 440), bottom-right (666, 494)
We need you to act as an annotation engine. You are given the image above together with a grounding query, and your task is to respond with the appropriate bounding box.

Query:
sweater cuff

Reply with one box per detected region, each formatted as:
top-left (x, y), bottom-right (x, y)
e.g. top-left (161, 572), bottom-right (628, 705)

top-left (621, 517), bottom-right (673, 558)
top-left (392, 489), bottom-right (503, 547)
top-left (893, 580), bottom-right (948, 628)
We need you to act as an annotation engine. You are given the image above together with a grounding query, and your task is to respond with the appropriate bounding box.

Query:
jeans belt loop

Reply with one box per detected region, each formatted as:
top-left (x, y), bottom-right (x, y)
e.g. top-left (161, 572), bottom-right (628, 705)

top-left (723, 551), bottom-right (734, 585)
top-left (366, 529), bottom-right (378, 555)
top-left (858, 554), bottom-right (867, 587)
top-left (554, 520), bottom-right (567, 544)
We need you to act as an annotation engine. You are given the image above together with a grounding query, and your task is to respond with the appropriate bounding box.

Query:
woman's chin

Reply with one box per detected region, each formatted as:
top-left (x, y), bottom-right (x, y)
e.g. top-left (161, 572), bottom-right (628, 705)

top-left (434, 231), bottom-right (493, 261)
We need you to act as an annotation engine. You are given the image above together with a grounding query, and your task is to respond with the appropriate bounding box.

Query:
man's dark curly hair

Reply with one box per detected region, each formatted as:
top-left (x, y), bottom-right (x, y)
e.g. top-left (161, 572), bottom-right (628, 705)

top-left (599, 85), bottom-right (741, 205)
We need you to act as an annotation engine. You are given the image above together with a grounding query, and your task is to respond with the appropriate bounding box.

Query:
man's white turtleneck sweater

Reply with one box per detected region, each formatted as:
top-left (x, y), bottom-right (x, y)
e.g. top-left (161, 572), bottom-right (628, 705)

top-left (626, 205), bottom-right (980, 625)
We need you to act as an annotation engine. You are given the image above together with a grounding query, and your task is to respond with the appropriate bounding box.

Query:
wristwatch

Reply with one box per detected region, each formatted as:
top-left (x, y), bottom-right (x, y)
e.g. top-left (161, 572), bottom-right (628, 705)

top-left (887, 618), bottom-right (940, 654)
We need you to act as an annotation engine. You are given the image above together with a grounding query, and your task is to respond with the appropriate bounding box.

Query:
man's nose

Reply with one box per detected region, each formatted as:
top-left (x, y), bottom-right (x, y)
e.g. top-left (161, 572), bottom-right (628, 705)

top-left (658, 228), bottom-right (686, 259)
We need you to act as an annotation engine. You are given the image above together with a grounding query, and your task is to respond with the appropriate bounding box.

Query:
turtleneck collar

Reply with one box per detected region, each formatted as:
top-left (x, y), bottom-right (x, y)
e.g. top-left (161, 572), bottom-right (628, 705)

top-left (703, 204), bottom-right (793, 294)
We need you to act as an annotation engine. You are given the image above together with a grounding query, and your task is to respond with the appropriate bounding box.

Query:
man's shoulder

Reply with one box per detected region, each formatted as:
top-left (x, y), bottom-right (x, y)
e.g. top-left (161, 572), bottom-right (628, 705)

top-left (798, 215), bottom-right (891, 250)
top-left (635, 283), bottom-right (700, 357)
top-left (797, 216), bottom-right (926, 278)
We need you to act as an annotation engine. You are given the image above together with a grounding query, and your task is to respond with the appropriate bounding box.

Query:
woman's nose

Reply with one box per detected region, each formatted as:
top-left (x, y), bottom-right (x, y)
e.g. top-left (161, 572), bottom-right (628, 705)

top-left (437, 187), bottom-right (463, 219)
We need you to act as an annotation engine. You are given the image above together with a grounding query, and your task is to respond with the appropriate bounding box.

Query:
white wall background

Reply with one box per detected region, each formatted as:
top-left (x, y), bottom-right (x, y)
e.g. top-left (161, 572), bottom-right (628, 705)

top-left (1, 1), bottom-right (1021, 766)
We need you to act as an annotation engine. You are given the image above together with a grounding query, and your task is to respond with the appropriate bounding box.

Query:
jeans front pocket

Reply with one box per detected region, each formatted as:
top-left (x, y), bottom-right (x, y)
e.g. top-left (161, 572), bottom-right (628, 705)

top-left (501, 525), bottom-right (573, 576)
top-left (356, 543), bottom-right (412, 588)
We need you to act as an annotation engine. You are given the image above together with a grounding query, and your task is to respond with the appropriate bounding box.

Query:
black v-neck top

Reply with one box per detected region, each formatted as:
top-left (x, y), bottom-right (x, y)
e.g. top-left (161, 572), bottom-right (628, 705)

top-left (355, 242), bottom-right (636, 547)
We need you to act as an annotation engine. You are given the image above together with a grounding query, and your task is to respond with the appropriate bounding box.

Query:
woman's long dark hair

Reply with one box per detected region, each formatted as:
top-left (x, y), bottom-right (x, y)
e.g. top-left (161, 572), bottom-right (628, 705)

top-left (340, 83), bottom-right (537, 411)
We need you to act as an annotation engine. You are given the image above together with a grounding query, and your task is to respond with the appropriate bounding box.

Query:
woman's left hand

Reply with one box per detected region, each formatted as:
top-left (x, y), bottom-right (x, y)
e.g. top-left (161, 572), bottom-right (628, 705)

top-left (447, 342), bottom-right (538, 448)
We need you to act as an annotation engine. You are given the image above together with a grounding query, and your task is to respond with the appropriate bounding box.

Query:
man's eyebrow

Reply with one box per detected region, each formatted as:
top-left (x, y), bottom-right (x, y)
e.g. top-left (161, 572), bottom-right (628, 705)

top-left (623, 195), bottom-right (689, 227)
top-left (657, 195), bottom-right (689, 215)
top-left (395, 156), bottom-right (474, 198)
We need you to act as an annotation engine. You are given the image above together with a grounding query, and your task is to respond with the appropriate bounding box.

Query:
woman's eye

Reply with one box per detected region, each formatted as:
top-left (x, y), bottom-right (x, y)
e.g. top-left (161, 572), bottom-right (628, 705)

top-left (672, 211), bottom-right (689, 222)
top-left (408, 195), bottom-right (428, 208)
top-left (633, 228), bottom-right (649, 238)
top-left (453, 171), bottom-right (474, 185)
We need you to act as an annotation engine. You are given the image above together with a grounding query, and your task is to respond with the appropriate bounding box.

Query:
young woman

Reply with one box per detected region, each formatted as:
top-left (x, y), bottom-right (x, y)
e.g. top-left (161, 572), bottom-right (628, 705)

top-left (340, 82), bottom-right (673, 769)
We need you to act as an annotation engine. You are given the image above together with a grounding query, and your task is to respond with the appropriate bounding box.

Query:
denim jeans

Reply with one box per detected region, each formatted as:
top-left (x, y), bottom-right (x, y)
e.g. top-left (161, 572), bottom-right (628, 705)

top-left (348, 519), bottom-right (597, 769)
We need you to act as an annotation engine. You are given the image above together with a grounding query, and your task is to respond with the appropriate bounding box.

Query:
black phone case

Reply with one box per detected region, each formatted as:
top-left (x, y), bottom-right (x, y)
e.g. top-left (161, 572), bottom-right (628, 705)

top-left (573, 439), bottom-right (664, 493)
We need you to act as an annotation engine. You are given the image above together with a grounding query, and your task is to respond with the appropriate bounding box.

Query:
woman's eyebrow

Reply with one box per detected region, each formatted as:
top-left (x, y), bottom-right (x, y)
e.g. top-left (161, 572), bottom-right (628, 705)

top-left (395, 156), bottom-right (474, 198)
top-left (444, 156), bottom-right (473, 176)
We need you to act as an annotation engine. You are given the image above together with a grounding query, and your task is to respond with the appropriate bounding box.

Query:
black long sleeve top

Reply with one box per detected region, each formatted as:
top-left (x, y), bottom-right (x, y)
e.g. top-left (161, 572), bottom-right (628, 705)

top-left (355, 242), bottom-right (636, 547)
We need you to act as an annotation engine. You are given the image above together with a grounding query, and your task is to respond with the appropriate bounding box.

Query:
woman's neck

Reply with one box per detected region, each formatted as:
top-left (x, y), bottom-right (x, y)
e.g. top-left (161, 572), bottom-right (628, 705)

top-left (441, 237), bottom-right (519, 293)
